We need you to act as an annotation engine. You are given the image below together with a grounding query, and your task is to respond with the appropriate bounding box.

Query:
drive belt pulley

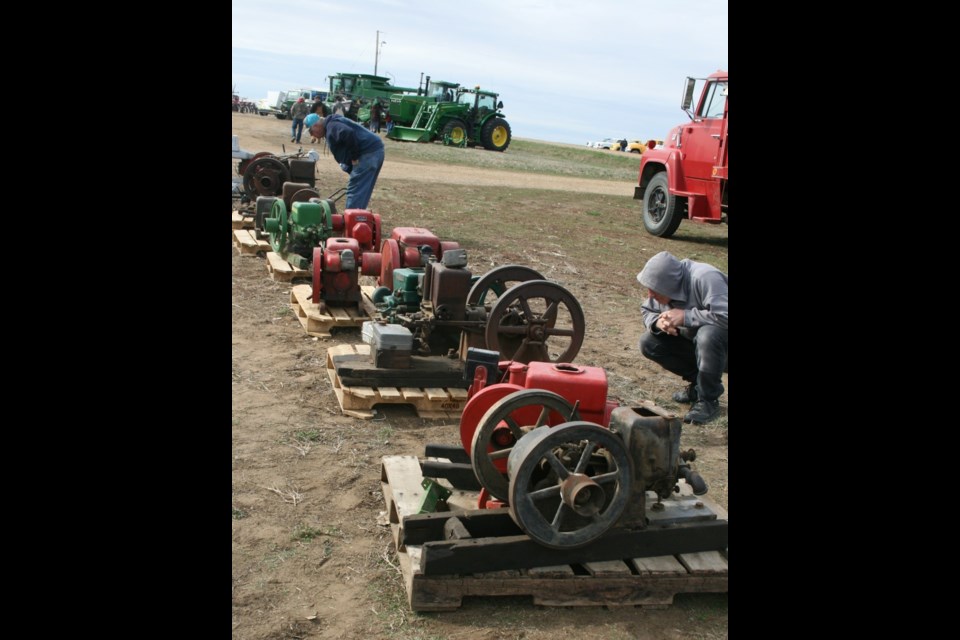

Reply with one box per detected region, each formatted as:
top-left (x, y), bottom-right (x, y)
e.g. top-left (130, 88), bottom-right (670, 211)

top-left (507, 421), bottom-right (632, 549)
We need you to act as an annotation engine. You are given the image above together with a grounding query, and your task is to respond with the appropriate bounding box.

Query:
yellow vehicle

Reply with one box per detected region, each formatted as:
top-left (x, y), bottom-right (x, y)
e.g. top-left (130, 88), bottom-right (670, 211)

top-left (624, 139), bottom-right (665, 154)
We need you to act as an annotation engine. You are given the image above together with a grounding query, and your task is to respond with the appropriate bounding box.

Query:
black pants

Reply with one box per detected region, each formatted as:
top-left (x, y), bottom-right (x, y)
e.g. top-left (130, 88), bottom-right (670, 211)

top-left (639, 324), bottom-right (728, 402)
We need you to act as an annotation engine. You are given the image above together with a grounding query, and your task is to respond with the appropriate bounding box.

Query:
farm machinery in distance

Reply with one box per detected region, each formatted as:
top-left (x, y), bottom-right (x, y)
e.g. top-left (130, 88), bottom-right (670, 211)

top-left (388, 84), bottom-right (512, 151)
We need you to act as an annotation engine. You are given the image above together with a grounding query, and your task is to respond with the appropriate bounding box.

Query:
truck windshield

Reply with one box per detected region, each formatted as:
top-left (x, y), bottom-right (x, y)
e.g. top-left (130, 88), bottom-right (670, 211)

top-left (699, 81), bottom-right (727, 119)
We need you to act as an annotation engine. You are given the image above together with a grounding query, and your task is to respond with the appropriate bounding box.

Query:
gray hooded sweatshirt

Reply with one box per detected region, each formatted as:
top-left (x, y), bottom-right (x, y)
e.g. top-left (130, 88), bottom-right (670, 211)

top-left (636, 251), bottom-right (728, 338)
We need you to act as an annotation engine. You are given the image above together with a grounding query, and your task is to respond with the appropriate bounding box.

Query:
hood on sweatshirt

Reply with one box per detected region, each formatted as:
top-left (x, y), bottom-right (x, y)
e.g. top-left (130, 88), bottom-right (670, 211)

top-left (636, 251), bottom-right (685, 301)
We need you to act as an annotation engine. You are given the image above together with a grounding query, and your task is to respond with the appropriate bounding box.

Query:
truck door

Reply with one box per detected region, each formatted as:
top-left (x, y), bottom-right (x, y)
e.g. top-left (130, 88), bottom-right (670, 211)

top-left (680, 80), bottom-right (727, 182)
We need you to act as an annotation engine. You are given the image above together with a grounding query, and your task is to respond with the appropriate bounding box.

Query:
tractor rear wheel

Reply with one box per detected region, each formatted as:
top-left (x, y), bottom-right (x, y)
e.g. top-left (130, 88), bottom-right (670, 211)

top-left (441, 119), bottom-right (468, 146)
top-left (642, 171), bottom-right (683, 237)
top-left (481, 117), bottom-right (512, 152)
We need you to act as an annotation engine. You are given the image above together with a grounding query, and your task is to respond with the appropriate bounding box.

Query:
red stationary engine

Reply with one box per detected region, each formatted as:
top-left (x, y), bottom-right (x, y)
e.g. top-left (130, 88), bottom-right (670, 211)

top-left (459, 360), bottom-right (618, 508)
top-left (310, 208), bottom-right (383, 305)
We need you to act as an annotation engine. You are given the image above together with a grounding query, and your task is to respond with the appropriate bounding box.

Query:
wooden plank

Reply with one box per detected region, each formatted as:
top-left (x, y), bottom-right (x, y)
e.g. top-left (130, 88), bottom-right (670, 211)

top-left (289, 285), bottom-right (370, 338)
top-left (447, 388), bottom-right (469, 401)
top-left (381, 456), bottom-right (428, 520)
top-left (266, 251), bottom-right (294, 274)
top-left (333, 356), bottom-right (465, 389)
top-left (419, 520), bottom-right (728, 576)
top-left (526, 565), bottom-right (575, 577)
top-left (232, 211), bottom-right (254, 229)
top-left (629, 555), bottom-right (688, 576)
top-left (266, 252), bottom-right (309, 282)
top-left (582, 560), bottom-right (633, 576)
top-left (233, 229), bottom-right (270, 255)
top-left (677, 551), bottom-right (728, 574)
top-left (401, 563), bottom-right (726, 611)
top-left (325, 350), bottom-right (468, 420)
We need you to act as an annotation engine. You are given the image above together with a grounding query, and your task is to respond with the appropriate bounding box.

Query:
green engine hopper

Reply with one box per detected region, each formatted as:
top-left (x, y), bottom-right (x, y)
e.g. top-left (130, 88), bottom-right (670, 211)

top-left (264, 200), bottom-right (336, 269)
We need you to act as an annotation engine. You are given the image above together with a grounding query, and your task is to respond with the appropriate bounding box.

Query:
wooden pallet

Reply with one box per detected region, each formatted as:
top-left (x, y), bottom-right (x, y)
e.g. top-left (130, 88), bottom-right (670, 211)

top-left (267, 252), bottom-right (311, 282)
top-left (233, 229), bottom-right (271, 255)
top-left (231, 210), bottom-right (254, 229)
top-left (380, 455), bottom-right (728, 611)
top-left (327, 345), bottom-right (469, 419)
top-left (290, 284), bottom-right (375, 337)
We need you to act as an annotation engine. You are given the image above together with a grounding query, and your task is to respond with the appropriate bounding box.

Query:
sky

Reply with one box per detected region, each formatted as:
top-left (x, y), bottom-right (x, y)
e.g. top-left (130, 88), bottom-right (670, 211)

top-left (232, 0), bottom-right (727, 146)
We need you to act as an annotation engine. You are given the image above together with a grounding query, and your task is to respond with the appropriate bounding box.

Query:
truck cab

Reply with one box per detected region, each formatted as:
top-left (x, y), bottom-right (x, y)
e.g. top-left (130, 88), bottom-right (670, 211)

top-left (634, 70), bottom-right (728, 237)
top-left (274, 88), bottom-right (328, 119)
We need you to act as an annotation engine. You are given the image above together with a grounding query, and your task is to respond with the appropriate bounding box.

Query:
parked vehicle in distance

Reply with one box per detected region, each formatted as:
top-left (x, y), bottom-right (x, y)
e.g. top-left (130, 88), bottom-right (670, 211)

top-left (625, 139), bottom-right (665, 154)
top-left (591, 137), bottom-right (618, 149)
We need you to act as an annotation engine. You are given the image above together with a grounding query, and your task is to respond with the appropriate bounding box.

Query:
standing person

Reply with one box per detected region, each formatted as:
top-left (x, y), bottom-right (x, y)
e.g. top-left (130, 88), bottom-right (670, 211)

top-left (289, 97), bottom-right (309, 144)
top-left (370, 102), bottom-right (381, 134)
top-left (385, 112), bottom-right (393, 135)
top-left (619, 138), bottom-right (628, 152)
top-left (308, 113), bottom-right (385, 210)
top-left (636, 251), bottom-right (728, 425)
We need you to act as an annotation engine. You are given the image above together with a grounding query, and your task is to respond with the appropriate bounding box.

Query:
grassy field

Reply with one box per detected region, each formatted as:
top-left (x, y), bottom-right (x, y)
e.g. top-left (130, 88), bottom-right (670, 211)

top-left (381, 135), bottom-right (645, 181)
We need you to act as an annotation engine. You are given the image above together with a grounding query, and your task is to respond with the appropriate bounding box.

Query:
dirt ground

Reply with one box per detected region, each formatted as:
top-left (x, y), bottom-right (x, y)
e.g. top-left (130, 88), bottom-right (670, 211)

top-left (231, 112), bottom-right (728, 640)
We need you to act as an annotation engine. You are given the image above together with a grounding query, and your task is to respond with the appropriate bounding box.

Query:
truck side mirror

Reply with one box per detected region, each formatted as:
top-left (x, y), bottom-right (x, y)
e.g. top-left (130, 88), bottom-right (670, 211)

top-left (682, 77), bottom-right (696, 111)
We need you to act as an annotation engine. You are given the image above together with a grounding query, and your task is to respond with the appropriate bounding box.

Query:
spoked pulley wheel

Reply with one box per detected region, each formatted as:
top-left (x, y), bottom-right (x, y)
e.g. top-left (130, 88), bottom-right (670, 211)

top-left (237, 151), bottom-right (274, 178)
top-left (484, 280), bottom-right (585, 363)
top-left (469, 388), bottom-right (580, 503)
top-left (507, 421), bottom-right (632, 549)
top-left (466, 264), bottom-right (545, 308)
top-left (263, 199), bottom-right (288, 253)
top-left (243, 156), bottom-right (290, 199)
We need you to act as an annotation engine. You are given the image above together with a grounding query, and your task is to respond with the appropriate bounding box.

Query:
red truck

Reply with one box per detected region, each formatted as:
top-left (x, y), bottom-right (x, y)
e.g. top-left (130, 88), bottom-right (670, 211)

top-left (634, 70), bottom-right (728, 237)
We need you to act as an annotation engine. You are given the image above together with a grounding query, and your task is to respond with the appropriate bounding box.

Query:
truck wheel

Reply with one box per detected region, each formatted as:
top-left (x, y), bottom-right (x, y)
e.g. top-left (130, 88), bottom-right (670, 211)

top-left (275, 114), bottom-right (287, 120)
top-left (442, 119), bottom-right (468, 146)
top-left (481, 117), bottom-right (512, 152)
top-left (642, 172), bottom-right (683, 237)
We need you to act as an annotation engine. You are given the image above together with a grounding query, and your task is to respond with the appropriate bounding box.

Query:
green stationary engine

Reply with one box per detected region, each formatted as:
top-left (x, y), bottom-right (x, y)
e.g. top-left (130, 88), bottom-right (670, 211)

top-left (263, 200), bottom-right (335, 269)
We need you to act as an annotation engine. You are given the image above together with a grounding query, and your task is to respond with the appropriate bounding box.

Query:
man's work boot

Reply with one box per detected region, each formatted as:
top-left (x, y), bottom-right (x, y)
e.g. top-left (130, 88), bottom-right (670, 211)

top-left (684, 399), bottom-right (720, 425)
top-left (672, 383), bottom-right (699, 404)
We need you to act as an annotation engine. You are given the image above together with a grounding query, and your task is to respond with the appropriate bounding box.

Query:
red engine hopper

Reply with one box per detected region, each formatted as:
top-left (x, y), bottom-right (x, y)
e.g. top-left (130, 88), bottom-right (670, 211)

top-left (459, 361), bottom-right (616, 455)
top-left (339, 209), bottom-right (383, 276)
top-left (378, 227), bottom-right (462, 287)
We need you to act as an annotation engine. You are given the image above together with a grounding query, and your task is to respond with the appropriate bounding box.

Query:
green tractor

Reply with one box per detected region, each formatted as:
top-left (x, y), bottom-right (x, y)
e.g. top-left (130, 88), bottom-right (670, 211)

top-left (388, 85), bottom-right (512, 152)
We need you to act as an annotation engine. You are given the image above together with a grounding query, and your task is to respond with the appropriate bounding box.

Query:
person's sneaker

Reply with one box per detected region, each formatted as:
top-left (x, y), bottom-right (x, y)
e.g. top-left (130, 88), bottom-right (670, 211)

top-left (684, 400), bottom-right (720, 425)
top-left (291, 137), bottom-right (296, 142)
top-left (672, 383), bottom-right (699, 404)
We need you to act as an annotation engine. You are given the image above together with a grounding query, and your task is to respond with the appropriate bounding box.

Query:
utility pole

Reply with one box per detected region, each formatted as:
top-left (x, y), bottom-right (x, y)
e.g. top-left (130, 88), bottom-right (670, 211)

top-left (374, 30), bottom-right (386, 76)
